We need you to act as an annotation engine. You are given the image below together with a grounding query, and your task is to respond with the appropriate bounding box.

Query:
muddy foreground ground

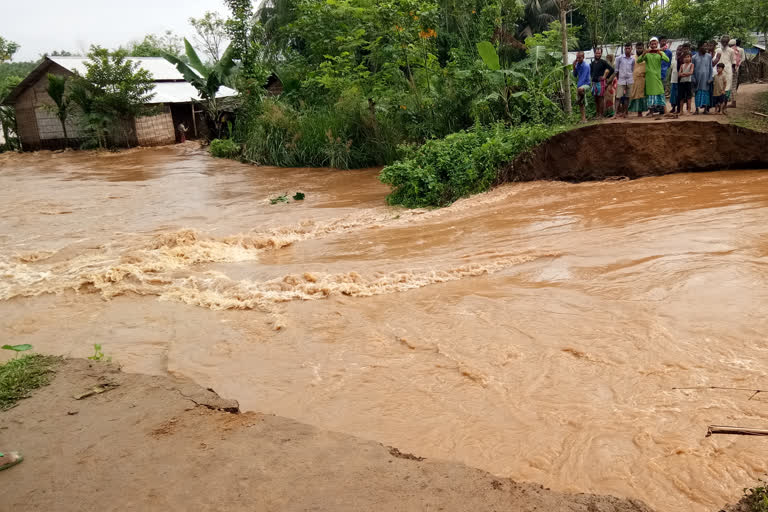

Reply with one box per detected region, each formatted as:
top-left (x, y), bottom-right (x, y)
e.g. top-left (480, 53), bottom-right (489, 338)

top-left (2, 359), bottom-right (654, 511)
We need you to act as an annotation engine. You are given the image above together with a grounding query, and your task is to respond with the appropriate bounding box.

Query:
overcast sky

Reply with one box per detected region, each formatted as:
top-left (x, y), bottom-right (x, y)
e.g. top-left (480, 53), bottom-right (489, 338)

top-left (2, 0), bottom-right (229, 61)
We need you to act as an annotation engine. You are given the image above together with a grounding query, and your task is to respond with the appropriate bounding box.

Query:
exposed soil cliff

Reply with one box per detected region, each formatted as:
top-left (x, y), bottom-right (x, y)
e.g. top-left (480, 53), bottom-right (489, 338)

top-left (502, 121), bottom-right (768, 183)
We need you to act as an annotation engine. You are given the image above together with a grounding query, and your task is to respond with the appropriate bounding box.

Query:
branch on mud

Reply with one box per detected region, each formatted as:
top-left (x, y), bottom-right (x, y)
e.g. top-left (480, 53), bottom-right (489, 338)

top-left (707, 425), bottom-right (768, 437)
top-left (672, 386), bottom-right (766, 400)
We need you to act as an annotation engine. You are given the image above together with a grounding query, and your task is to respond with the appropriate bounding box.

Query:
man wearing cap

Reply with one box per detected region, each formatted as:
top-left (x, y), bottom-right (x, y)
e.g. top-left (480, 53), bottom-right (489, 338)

top-left (637, 37), bottom-right (670, 116)
top-left (713, 35), bottom-right (735, 104)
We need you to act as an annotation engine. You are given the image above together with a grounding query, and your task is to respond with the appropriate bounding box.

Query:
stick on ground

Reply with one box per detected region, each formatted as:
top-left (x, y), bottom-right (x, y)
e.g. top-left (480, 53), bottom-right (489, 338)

top-left (706, 425), bottom-right (768, 437)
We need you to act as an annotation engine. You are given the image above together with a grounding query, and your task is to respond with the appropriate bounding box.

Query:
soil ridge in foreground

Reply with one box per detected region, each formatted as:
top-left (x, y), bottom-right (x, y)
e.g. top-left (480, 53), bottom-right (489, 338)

top-left (502, 121), bottom-right (768, 183)
top-left (2, 358), bottom-right (655, 512)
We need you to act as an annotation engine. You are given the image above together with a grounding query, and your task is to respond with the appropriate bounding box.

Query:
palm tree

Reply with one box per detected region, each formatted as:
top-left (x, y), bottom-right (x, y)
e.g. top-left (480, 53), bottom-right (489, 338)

top-left (46, 74), bottom-right (72, 145)
top-left (163, 39), bottom-right (237, 138)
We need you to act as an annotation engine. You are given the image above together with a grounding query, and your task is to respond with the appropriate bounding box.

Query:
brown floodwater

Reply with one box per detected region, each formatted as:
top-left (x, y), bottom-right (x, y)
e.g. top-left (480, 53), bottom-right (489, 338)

top-left (2, 144), bottom-right (768, 511)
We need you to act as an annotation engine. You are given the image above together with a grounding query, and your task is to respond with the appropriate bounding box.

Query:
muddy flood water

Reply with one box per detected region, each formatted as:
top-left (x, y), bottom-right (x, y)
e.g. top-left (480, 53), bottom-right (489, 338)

top-left (1, 144), bottom-right (768, 511)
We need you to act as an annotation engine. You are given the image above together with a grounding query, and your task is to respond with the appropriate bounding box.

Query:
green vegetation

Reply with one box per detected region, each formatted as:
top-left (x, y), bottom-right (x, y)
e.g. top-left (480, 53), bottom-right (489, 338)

top-left (189, 12), bottom-right (230, 64)
top-left (270, 193), bottom-right (290, 204)
top-left (380, 123), bottom-right (566, 207)
top-left (69, 46), bottom-right (156, 149)
top-left (87, 344), bottom-right (111, 362)
top-left (124, 31), bottom-right (185, 59)
top-left (0, 354), bottom-right (60, 410)
top-left (45, 74), bottom-right (72, 142)
top-left (743, 482), bottom-right (768, 512)
top-left (210, 137), bottom-right (241, 158)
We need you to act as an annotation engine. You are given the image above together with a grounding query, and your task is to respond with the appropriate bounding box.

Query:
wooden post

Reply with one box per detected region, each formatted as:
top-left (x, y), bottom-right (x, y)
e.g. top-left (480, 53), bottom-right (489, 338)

top-left (191, 103), bottom-right (198, 138)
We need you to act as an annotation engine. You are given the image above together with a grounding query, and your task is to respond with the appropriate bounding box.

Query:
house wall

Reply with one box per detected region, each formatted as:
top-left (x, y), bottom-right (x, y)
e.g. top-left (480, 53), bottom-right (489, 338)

top-left (14, 63), bottom-right (80, 151)
top-left (15, 82), bottom-right (42, 151)
top-left (135, 106), bottom-right (175, 146)
top-left (13, 62), bottom-right (178, 151)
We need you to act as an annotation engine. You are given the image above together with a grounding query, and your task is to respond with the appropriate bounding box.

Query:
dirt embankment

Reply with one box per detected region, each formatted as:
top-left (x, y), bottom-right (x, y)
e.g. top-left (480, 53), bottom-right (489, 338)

top-left (502, 121), bottom-right (768, 183)
top-left (1, 359), bottom-right (655, 512)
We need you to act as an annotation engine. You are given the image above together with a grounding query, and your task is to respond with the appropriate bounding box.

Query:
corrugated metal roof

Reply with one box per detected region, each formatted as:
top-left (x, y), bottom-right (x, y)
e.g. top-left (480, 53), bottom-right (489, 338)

top-left (49, 56), bottom-right (187, 81)
top-left (27, 56), bottom-right (238, 104)
top-left (152, 81), bottom-right (237, 103)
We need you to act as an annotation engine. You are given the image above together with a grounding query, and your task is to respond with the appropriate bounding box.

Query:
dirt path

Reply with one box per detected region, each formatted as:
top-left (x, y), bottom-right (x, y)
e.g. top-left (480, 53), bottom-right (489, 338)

top-left (603, 82), bottom-right (768, 125)
top-left (1, 359), bottom-right (654, 512)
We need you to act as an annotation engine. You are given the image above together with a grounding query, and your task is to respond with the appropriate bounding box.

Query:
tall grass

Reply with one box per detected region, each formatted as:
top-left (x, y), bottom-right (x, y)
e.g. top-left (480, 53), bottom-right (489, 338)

top-left (236, 98), bottom-right (402, 169)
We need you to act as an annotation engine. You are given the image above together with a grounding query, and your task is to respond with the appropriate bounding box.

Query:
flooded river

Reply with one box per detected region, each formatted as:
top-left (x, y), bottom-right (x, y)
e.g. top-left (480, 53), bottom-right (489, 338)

top-left (2, 144), bottom-right (768, 511)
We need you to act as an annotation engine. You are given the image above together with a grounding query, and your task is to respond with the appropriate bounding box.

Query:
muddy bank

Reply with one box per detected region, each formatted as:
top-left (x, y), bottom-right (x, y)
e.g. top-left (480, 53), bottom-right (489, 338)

top-left (1, 358), bottom-right (653, 512)
top-left (502, 121), bottom-right (768, 182)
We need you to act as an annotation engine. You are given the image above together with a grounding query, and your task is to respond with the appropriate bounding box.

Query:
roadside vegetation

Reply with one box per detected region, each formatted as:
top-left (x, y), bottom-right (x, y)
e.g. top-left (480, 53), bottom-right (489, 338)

top-left (0, 345), bottom-right (60, 411)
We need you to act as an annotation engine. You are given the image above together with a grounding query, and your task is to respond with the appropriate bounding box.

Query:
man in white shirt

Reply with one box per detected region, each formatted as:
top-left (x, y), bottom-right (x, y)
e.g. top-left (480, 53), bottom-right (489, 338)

top-left (712, 35), bottom-right (735, 102)
top-left (614, 43), bottom-right (634, 118)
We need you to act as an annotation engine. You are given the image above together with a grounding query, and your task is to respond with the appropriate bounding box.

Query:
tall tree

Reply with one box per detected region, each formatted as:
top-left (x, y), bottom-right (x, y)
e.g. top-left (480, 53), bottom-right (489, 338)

top-left (0, 36), bottom-right (19, 62)
top-left (224, 0), bottom-right (256, 68)
top-left (126, 31), bottom-right (184, 58)
top-left (45, 74), bottom-right (72, 143)
top-left (558, 1), bottom-right (572, 114)
top-left (70, 46), bottom-right (156, 148)
top-left (189, 12), bottom-right (229, 63)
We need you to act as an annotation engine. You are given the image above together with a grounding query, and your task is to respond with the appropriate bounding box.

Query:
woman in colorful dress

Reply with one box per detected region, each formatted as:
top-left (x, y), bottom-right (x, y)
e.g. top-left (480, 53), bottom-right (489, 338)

top-left (628, 42), bottom-right (648, 117)
top-left (637, 37), bottom-right (670, 116)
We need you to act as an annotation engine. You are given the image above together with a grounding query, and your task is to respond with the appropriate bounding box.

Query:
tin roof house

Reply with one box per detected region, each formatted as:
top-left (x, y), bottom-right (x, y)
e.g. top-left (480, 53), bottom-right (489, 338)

top-left (1, 56), bottom-right (237, 150)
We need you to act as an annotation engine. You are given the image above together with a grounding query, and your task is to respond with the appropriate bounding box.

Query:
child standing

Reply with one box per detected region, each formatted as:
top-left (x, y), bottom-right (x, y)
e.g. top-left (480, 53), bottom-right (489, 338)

top-left (637, 37), bottom-right (670, 116)
top-left (677, 54), bottom-right (694, 115)
top-left (713, 62), bottom-right (727, 114)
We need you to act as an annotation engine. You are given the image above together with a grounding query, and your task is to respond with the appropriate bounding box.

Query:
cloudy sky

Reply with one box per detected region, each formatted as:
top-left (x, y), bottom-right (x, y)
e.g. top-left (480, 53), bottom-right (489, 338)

top-left (2, 0), bottom-right (229, 61)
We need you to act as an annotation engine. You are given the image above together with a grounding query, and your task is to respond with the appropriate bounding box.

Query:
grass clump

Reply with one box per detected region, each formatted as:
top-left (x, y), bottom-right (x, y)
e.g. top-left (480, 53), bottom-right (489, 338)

top-left (379, 123), bottom-right (569, 208)
top-left (742, 482), bottom-right (768, 512)
top-left (209, 138), bottom-right (241, 159)
top-left (0, 354), bottom-right (60, 410)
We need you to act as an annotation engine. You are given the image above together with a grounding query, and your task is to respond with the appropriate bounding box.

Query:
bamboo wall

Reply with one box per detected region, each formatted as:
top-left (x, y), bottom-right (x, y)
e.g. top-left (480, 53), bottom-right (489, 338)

top-left (135, 107), bottom-right (176, 146)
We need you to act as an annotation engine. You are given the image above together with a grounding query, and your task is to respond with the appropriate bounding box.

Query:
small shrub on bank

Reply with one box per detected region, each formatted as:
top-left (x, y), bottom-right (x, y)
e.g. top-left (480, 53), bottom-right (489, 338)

top-left (0, 354), bottom-right (60, 410)
top-left (743, 482), bottom-right (768, 512)
top-left (379, 123), bottom-right (568, 208)
top-left (209, 138), bottom-right (241, 159)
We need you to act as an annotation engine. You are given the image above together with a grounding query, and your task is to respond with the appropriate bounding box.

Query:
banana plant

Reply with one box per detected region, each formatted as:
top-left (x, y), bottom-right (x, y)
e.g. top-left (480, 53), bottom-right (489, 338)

top-left (163, 39), bottom-right (237, 138)
top-left (45, 74), bottom-right (72, 144)
top-left (476, 40), bottom-right (569, 123)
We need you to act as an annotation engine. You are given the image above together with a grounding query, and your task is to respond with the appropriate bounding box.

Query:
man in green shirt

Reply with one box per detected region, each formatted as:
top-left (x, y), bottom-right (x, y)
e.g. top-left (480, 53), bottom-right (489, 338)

top-left (637, 37), bottom-right (670, 116)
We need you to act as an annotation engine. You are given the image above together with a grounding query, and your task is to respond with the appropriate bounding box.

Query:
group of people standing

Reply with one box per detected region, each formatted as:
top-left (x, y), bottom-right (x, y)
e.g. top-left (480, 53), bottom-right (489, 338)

top-left (573, 36), bottom-right (747, 121)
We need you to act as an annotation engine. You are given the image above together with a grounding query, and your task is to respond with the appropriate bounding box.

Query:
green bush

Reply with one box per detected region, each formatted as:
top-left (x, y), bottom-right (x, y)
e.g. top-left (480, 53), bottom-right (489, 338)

top-left (209, 138), bottom-right (241, 159)
top-left (379, 123), bottom-right (568, 208)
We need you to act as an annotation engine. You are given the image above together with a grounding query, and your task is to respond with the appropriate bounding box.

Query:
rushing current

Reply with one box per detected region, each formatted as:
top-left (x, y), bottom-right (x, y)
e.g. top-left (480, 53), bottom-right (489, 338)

top-left (1, 144), bottom-right (767, 511)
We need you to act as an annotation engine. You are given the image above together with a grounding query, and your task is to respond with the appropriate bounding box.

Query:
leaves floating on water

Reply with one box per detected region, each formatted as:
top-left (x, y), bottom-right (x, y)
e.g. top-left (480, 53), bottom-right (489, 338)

top-left (2, 344), bottom-right (32, 353)
top-left (270, 194), bottom-right (289, 204)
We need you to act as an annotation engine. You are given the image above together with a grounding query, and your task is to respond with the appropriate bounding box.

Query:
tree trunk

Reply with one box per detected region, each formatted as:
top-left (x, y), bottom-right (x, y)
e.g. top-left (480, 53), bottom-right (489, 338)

top-left (560, 2), bottom-right (572, 114)
top-left (60, 119), bottom-right (68, 149)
